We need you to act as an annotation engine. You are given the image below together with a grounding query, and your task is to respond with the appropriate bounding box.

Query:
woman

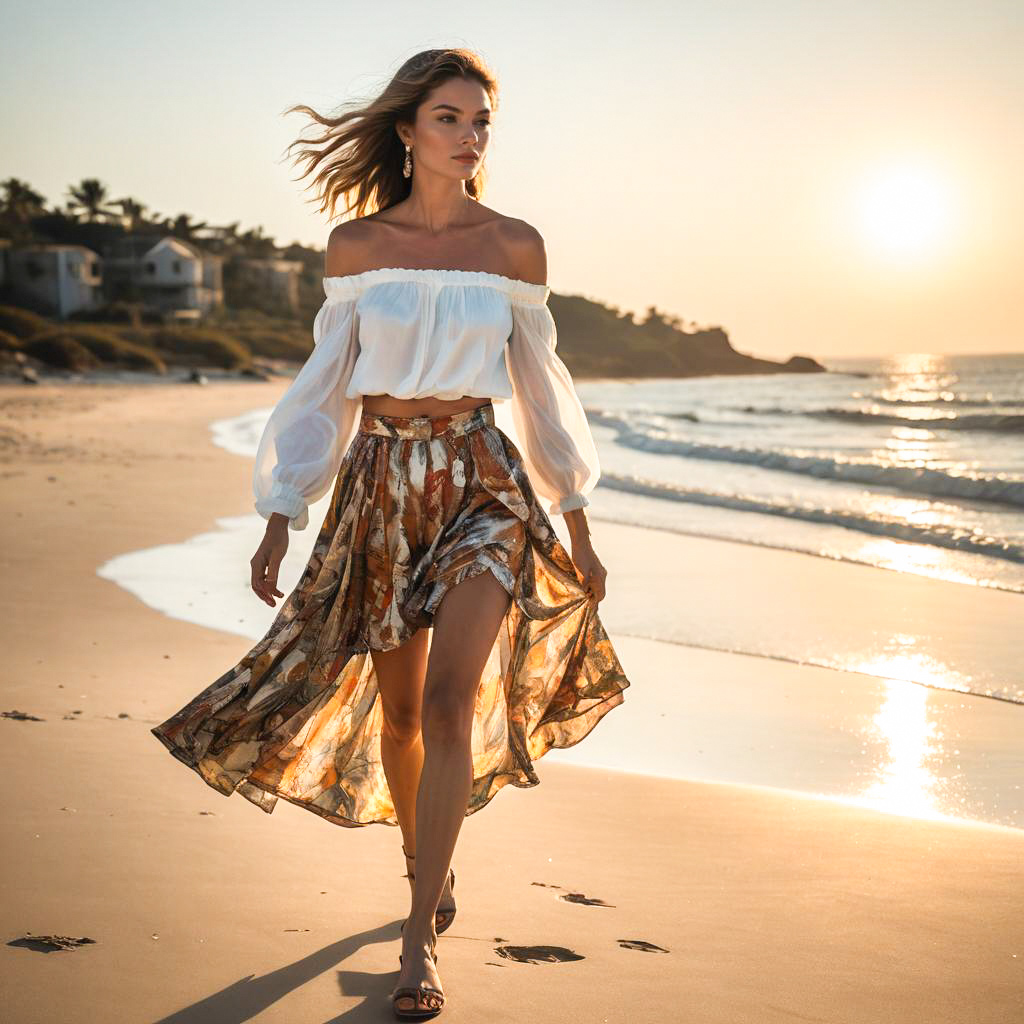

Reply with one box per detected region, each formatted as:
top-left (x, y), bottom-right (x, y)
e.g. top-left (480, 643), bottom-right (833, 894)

top-left (152, 48), bottom-right (630, 1020)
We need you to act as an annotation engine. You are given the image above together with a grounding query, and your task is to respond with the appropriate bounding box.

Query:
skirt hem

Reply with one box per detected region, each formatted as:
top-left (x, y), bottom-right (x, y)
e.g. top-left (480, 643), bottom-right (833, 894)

top-left (151, 680), bottom-right (627, 828)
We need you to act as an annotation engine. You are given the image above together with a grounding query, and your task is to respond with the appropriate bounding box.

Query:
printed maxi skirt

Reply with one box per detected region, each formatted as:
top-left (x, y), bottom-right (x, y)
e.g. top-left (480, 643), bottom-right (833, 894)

top-left (151, 401), bottom-right (631, 827)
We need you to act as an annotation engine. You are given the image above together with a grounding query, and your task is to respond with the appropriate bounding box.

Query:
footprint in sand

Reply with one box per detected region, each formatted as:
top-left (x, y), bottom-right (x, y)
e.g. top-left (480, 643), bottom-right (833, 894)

top-left (495, 944), bottom-right (585, 964)
top-left (10, 934), bottom-right (97, 953)
top-left (618, 938), bottom-right (670, 953)
top-left (530, 882), bottom-right (616, 907)
top-left (559, 891), bottom-right (615, 907)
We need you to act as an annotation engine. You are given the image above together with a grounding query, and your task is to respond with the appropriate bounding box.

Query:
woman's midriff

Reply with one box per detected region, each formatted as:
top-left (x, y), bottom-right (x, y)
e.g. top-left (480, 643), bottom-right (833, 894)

top-left (360, 394), bottom-right (492, 417)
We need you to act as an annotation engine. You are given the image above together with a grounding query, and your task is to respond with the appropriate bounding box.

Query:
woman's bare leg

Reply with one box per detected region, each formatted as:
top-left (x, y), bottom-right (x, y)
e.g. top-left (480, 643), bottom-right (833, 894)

top-left (371, 630), bottom-right (458, 914)
top-left (371, 629), bottom-right (429, 854)
top-left (393, 567), bottom-right (513, 1007)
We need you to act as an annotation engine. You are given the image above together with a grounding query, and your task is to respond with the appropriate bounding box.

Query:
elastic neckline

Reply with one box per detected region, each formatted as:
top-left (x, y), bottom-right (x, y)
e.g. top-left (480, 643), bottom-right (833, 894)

top-left (322, 266), bottom-right (550, 305)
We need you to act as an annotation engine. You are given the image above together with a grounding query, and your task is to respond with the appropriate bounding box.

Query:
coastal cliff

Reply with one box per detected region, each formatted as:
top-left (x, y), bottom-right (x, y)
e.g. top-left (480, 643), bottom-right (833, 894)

top-left (550, 293), bottom-right (825, 379)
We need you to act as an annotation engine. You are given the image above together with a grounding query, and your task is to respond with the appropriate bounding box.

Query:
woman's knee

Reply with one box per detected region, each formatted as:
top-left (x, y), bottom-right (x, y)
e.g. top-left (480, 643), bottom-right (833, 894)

top-left (381, 703), bottom-right (421, 744)
top-left (420, 681), bottom-right (475, 745)
top-left (371, 629), bottom-right (428, 744)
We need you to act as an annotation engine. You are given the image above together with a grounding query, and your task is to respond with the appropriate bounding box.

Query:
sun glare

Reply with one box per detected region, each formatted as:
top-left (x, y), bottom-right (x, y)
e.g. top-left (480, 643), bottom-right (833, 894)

top-left (855, 162), bottom-right (957, 264)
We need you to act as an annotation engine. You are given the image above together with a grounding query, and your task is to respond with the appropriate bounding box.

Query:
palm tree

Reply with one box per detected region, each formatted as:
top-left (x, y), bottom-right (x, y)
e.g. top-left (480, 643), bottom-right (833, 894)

top-left (166, 213), bottom-right (209, 242)
top-left (108, 196), bottom-right (149, 232)
top-left (1, 178), bottom-right (47, 221)
top-left (0, 178), bottom-right (48, 240)
top-left (66, 178), bottom-right (118, 223)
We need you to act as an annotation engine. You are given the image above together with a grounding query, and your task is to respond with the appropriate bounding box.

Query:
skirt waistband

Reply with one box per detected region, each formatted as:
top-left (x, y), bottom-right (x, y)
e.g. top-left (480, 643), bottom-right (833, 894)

top-left (358, 401), bottom-right (495, 439)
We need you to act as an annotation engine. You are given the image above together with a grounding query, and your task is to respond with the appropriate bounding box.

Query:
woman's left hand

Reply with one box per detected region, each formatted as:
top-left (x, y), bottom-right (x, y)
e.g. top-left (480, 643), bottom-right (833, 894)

top-left (570, 538), bottom-right (608, 604)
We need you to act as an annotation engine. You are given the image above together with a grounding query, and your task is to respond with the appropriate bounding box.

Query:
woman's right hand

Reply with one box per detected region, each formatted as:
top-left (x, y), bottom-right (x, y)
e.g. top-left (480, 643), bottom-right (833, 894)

top-left (251, 516), bottom-right (289, 607)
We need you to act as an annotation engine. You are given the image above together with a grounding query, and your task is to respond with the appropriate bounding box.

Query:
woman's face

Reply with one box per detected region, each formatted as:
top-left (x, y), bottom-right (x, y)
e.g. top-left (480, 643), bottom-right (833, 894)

top-left (403, 77), bottom-right (492, 181)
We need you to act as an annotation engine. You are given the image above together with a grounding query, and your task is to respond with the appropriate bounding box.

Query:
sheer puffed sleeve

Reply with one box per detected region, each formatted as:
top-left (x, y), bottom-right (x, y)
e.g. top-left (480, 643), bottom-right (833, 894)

top-left (505, 295), bottom-right (600, 515)
top-left (252, 296), bottom-right (362, 531)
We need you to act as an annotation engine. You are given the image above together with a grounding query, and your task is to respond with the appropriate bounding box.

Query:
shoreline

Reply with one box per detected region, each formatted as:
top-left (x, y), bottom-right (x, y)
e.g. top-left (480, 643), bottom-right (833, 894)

top-left (5, 376), bottom-right (1019, 824)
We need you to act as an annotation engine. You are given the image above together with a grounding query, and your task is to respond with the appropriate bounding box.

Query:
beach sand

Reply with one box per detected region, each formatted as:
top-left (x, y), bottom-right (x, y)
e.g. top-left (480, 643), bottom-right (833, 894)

top-left (1, 378), bottom-right (1021, 1023)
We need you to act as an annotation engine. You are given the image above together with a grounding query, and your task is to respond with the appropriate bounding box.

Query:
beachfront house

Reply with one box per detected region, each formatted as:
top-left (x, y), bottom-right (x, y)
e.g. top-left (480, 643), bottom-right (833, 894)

top-left (2, 244), bottom-right (103, 319)
top-left (231, 256), bottom-right (304, 313)
top-left (103, 235), bottom-right (223, 320)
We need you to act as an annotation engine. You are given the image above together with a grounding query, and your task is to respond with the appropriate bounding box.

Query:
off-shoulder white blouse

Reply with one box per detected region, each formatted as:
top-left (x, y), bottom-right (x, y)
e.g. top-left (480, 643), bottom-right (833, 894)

top-left (253, 267), bottom-right (600, 530)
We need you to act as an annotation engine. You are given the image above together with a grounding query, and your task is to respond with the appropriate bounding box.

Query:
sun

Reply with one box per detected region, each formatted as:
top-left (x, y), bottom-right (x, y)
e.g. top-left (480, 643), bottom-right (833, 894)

top-left (855, 162), bottom-right (957, 263)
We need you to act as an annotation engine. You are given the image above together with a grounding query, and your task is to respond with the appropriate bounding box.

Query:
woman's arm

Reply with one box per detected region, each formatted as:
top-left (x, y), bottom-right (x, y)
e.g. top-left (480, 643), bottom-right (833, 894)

top-left (253, 294), bottom-right (362, 531)
top-left (504, 225), bottom-right (606, 601)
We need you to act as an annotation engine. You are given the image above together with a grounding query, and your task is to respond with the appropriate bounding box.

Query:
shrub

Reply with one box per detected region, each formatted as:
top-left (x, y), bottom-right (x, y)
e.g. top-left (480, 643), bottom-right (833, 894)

top-left (0, 329), bottom-right (21, 352)
top-left (234, 327), bottom-right (311, 361)
top-left (150, 326), bottom-right (251, 369)
top-left (23, 334), bottom-right (101, 371)
top-left (0, 305), bottom-right (52, 340)
top-left (69, 301), bottom-right (161, 326)
top-left (110, 326), bottom-right (153, 346)
top-left (29, 326), bottom-right (167, 372)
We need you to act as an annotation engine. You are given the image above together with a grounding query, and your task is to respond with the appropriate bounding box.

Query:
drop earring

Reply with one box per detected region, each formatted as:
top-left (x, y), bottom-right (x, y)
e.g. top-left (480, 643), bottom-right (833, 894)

top-left (402, 144), bottom-right (412, 178)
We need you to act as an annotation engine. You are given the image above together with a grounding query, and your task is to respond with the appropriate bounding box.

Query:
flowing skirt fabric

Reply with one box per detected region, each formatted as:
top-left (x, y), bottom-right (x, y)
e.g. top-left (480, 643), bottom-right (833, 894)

top-left (151, 401), bottom-right (630, 827)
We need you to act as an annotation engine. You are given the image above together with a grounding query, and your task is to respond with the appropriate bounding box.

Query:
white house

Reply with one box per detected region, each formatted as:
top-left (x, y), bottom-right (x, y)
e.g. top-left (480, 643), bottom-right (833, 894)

top-left (104, 235), bottom-right (223, 314)
top-left (3, 244), bottom-right (103, 318)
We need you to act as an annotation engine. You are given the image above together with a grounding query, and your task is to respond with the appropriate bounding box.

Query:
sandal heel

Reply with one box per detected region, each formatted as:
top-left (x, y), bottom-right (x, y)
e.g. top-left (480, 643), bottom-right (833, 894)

top-left (401, 845), bottom-right (457, 936)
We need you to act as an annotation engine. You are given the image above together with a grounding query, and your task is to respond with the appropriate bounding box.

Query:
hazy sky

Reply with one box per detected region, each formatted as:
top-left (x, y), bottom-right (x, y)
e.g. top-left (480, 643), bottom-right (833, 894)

top-left (2, 0), bottom-right (1021, 359)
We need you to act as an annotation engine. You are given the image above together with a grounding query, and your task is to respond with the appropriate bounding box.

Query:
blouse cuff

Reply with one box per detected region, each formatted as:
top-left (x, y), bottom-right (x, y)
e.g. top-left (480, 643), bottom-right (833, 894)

top-left (255, 481), bottom-right (309, 530)
top-left (548, 492), bottom-right (589, 515)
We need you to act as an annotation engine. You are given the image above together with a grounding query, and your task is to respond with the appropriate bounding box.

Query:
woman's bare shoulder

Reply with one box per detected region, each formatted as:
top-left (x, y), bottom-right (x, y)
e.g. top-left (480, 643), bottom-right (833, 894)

top-left (324, 219), bottom-right (376, 278)
top-left (492, 215), bottom-right (546, 287)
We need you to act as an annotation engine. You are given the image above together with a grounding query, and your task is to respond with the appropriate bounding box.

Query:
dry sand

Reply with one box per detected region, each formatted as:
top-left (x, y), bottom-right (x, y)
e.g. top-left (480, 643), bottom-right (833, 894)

top-left (1, 378), bottom-right (1021, 1023)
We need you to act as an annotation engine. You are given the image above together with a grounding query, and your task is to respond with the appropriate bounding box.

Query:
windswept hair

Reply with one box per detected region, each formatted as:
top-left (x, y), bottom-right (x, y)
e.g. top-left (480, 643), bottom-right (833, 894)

top-left (282, 48), bottom-right (499, 223)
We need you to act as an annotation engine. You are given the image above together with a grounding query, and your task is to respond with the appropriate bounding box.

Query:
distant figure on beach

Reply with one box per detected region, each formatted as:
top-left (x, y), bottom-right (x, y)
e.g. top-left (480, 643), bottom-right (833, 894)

top-left (151, 47), bottom-right (631, 1020)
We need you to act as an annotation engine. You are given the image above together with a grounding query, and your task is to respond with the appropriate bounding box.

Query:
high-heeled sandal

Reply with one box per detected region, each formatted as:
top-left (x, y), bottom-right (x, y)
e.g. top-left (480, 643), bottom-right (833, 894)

top-left (393, 934), bottom-right (444, 1019)
top-left (399, 917), bottom-right (439, 960)
top-left (402, 845), bottom-right (457, 934)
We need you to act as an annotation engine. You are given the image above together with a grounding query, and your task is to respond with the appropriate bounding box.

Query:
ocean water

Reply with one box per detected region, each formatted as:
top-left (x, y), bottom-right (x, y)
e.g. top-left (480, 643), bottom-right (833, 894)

top-left (577, 352), bottom-right (1024, 594)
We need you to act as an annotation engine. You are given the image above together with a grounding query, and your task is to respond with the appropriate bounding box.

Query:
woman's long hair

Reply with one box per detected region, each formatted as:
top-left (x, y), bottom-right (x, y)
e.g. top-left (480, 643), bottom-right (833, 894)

top-left (282, 48), bottom-right (499, 223)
